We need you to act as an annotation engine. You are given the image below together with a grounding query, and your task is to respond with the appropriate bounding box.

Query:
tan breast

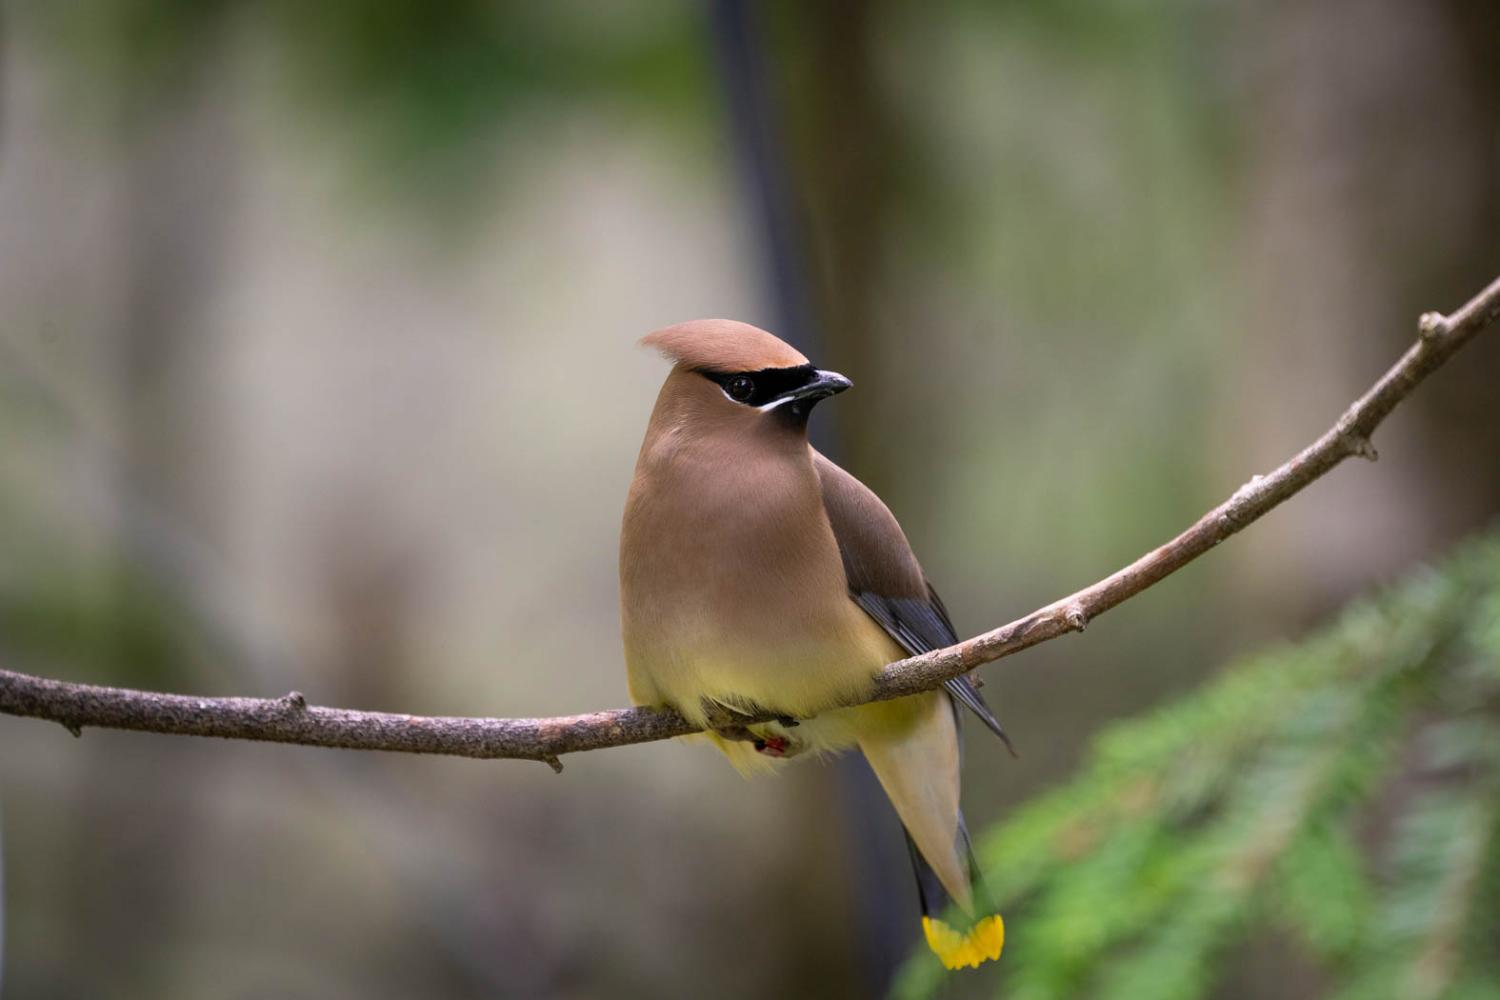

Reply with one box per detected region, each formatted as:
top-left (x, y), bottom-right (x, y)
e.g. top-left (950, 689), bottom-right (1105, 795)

top-left (619, 378), bottom-right (896, 724)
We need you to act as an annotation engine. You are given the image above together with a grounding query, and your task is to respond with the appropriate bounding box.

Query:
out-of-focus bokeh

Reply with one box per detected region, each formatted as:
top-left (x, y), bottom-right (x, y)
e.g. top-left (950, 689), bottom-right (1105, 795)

top-left (1, 3), bottom-right (1496, 998)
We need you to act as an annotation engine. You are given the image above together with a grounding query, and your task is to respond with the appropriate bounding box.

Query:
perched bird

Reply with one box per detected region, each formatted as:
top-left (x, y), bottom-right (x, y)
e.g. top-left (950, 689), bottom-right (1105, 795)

top-left (620, 319), bottom-right (1011, 970)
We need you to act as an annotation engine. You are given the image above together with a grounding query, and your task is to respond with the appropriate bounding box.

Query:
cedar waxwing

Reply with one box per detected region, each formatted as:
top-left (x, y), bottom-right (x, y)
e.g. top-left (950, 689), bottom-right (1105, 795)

top-left (620, 319), bottom-right (1011, 970)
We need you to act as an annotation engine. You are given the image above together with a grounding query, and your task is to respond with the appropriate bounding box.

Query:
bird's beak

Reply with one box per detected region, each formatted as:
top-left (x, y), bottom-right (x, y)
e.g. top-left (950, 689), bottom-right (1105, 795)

top-left (779, 369), bottom-right (853, 404)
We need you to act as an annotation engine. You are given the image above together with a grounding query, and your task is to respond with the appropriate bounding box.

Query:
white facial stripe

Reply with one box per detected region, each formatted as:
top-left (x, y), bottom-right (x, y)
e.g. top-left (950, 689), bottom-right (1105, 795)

top-left (716, 385), bottom-right (799, 411)
top-left (756, 395), bottom-right (799, 412)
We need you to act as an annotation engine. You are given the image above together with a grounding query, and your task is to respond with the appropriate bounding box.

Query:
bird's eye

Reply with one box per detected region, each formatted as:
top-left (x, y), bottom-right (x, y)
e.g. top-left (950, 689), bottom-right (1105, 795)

top-left (727, 375), bottom-right (755, 401)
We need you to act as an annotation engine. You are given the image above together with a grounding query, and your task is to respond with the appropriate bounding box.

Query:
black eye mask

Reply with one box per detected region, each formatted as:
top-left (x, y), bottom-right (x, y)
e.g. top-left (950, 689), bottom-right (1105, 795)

top-left (697, 365), bottom-right (817, 407)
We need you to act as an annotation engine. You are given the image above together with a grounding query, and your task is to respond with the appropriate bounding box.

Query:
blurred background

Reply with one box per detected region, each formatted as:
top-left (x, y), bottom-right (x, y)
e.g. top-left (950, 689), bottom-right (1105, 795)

top-left (1, 2), bottom-right (1497, 998)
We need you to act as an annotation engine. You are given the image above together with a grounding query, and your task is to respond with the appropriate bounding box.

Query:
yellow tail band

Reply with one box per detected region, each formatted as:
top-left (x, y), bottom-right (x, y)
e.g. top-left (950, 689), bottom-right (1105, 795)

top-left (921, 913), bottom-right (1005, 970)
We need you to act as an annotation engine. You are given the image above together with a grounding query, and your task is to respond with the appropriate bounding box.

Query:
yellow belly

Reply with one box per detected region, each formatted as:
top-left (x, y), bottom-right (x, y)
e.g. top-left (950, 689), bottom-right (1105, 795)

top-left (625, 608), bottom-right (919, 775)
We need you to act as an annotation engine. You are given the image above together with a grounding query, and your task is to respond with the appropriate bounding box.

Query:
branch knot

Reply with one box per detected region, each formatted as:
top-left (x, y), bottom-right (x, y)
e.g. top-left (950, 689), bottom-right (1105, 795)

top-left (1346, 435), bottom-right (1379, 462)
top-left (1219, 475), bottom-right (1264, 532)
top-left (1419, 311), bottom-right (1450, 341)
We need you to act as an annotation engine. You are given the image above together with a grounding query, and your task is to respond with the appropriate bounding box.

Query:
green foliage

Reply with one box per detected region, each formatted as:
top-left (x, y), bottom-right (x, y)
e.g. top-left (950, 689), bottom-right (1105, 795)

top-left (896, 534), bottom-right (1500, 1000)
top-left (0, 561), bottom-right (197, 689)
top-left (0, 379), bottom-right (205, 690)
top-left (263, 2), bottom-right (713, 204)
top-left (23, 0), bottom-right (714, 209)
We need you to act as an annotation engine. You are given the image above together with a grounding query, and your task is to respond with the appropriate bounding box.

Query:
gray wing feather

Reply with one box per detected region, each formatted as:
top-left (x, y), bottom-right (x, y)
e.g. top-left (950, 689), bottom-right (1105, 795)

top-left (850, 590), bottom-right (1017, 756)
top-left (813, 450), bottom-right (1015, 755)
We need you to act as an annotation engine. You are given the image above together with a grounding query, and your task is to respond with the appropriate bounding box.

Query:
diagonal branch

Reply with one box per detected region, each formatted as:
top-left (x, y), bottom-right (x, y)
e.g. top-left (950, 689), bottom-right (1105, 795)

top-left (3, 275), bottom-right (1500, 770)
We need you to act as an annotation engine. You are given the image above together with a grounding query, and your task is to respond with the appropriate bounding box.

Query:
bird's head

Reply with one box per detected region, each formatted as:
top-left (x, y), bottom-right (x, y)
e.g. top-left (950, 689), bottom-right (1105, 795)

top-left (640, 319), bottom-right (852, 432)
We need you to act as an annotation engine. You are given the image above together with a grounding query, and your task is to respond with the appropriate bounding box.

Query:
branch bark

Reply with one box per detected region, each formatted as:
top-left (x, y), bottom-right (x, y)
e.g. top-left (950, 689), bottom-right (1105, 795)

top-left (4, 275), bottom-right (1500, 769)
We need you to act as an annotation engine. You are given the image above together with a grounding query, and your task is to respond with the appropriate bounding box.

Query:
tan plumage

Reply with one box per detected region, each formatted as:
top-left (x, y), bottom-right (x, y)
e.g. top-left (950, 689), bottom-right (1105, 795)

top-left (641, 318), bottom-right (810, 373)
top-left (621, 319), bottom-right (1004, 969)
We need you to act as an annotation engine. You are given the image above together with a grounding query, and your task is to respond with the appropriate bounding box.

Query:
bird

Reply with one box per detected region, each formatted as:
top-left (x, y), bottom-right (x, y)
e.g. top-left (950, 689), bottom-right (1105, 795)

top-left (619, 318), bottom-right (1011, 970)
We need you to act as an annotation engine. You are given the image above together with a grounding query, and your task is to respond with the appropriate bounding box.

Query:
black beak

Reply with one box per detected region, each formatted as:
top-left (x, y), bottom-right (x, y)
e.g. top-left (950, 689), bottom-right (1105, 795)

top-left (779, 369), bottom-right (852, 404)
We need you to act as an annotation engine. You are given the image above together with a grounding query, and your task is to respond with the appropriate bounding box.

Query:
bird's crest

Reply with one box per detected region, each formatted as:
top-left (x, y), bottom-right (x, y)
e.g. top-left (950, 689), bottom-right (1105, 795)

top-left (640, 319), bottom-right (808, 373)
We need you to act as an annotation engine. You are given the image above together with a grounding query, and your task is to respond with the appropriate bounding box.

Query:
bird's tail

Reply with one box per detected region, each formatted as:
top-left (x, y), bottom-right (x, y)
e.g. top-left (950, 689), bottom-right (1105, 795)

top-left (857, 691), bottom-right (1004, 971)
top-left (906, 824), bottom-right (1005, 970)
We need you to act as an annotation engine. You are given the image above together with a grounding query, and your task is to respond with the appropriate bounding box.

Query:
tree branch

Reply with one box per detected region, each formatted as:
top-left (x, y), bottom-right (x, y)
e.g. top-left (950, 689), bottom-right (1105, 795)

top-left (4, 275), bottom-right (1499, 769)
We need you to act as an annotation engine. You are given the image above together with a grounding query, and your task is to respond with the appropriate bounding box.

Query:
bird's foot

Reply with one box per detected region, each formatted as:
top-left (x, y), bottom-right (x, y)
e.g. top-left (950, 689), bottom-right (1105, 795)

top-left (702, 699), bottom-right (806, 757)
top-left (708, 725), bottom-right (797, 757)
top-left (753, 735), bottom-right (791, 757)
top-left (702, 699), bottom-right (801, 729)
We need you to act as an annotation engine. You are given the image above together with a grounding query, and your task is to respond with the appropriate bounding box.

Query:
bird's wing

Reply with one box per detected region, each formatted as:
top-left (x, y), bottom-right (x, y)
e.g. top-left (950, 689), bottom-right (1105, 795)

top-left (812, 450), bottom-right (1015, 754)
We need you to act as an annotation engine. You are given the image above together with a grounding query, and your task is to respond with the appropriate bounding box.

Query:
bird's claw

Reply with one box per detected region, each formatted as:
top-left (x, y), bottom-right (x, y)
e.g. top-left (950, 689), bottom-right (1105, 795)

top-left (702, 700), bottom-right (803, 756)
top-left (753, 735), bottom-right (791, 757)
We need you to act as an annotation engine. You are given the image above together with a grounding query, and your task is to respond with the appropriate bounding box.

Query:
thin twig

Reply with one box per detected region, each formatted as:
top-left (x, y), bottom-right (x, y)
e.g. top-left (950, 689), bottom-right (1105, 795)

top-left (3, 275), bottom-right (1499, 766)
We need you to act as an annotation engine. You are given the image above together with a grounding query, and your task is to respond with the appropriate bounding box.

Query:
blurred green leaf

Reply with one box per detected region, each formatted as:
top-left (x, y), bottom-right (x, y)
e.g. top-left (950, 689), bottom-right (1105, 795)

top-left (899, 533), bottom-right (1500, 999)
